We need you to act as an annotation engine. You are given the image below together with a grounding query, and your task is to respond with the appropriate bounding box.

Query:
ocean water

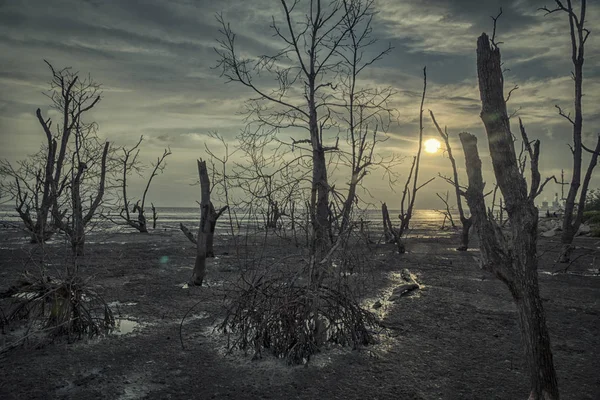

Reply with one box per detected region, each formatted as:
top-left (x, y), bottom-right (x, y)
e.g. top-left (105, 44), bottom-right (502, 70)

top-left (0, 204), bottom-right (456, 237)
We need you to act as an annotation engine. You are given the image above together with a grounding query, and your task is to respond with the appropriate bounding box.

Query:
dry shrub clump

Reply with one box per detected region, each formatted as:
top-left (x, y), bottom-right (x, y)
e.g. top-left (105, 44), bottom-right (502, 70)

top-left (219, 238), bottom-right (381, 364)
top-left (2, 270), bottom-right (114, 348)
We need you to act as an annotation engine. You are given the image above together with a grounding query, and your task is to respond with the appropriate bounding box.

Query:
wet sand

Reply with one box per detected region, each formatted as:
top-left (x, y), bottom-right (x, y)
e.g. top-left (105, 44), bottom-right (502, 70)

top-left (0, 226), bottom-right (598, 399)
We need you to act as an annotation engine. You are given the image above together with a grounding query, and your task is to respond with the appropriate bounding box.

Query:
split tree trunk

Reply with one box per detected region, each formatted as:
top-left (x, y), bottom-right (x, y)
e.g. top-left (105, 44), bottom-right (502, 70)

top-left (382, 202), bottom-right (404, 252)
top-left (461, 132), bottom-right (558, 400)
top-left (458, 33), bottom-right (559, 400)
top-left (132, 202), bottom-right (148, 233)
top-left (192, 160), bottom-right (211, 286)
top-left (191, 159), bottom-right (228, 286)
top-left (51, 142), bottom-right (109, 257)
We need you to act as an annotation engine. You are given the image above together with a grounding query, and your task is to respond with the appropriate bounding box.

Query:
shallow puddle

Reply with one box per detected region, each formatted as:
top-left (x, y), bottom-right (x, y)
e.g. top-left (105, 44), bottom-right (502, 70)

top-left (112, 319), bottom-right (142, 335)
top-left (108, 301), bottom-right (138, 307)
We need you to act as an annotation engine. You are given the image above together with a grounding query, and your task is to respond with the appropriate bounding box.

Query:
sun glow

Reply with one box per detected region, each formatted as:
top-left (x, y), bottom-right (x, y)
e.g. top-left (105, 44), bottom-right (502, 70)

top-left (424, 138), bottom-right (441, 154)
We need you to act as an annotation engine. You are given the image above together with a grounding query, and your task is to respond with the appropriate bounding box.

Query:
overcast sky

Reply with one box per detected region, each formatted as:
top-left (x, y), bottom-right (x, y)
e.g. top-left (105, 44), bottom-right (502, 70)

top-left (1, 0), bottom-right (598, 209)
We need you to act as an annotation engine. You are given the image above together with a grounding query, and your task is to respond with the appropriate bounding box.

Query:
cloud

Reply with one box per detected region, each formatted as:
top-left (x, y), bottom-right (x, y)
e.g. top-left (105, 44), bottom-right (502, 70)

top-left (0, 0), bottom-right (599, 208)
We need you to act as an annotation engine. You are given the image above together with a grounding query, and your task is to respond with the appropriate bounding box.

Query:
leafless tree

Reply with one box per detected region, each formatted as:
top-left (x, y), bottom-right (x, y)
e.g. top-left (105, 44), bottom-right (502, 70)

top-left (0, 61), bottom-right (102, 244)
top-left (115, 136), bottom-right (171, 233)
top-left (191, 159), bottom-right (228, 286)
top-left (540, 0), bottom-right (600, 262)
top-left (333, 0), bottom-right (397, 235)
top-left (430, 111), bottom-right (472, 250)
top-left (216, 0), bottom-right (387, 272)
top-left (51, 129), bottom-right (109, 256)
top-left (460, 32), bottom-right (558, 399)
top-left (232, 130), bottom-right (307, 233)
top-left (434, 191), bottom-right (457, 230)
top-left (383, 67), bottom-right (434, 253)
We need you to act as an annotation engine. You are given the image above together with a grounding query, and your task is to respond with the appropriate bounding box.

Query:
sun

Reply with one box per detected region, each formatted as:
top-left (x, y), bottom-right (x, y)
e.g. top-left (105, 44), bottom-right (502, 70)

top-left (424, 138), bottom-right (441, 154)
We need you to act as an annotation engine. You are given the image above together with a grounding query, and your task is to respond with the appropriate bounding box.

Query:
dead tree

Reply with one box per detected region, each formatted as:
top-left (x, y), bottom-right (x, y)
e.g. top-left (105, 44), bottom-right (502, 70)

top-left (191, 159), bottom-right (228, 286)
top-left (459, 32), bottom-right (558, 400)
top-left (430, 111), bottom-right (472, 250)
top-left (392, 67), bottom-right (434, 253)
top-left (0, 61), bottom-right (101, 243)
top-left (52, 140), bottom-right (110, 256)
top-left (117, 136), bottom-right (171, 233)
top-left (435, 191), bottom-right (457, 230)
top-left (216, 0), bottom-right (384, 267)
top-left (541, 0), bottom-right (600, 262)
top-left (381, 202), bottom-right (396, 243)
top-left (47, 71), bottom-right (109, 256)
top-left (232, 130), bottom-right (306, 234)
top-left (335, 2), bottom-right (395, 235)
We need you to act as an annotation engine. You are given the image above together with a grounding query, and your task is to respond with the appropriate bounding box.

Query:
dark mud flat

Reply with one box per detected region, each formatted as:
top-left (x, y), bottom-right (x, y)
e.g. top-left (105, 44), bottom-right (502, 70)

top-left (0, 228), bottom-right (598, 399)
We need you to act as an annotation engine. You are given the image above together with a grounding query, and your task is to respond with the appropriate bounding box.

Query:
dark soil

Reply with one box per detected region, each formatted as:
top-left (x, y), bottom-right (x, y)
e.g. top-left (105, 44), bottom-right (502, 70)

top-left (0, 227), bottom-right (598, 399)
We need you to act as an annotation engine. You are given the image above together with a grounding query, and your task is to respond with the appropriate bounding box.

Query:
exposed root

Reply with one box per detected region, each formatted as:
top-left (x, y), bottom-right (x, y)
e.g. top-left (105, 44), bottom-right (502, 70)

top-left (220, 273), bottom-right (381, 365)
top-left (1, 271), bottom-right (115, 351)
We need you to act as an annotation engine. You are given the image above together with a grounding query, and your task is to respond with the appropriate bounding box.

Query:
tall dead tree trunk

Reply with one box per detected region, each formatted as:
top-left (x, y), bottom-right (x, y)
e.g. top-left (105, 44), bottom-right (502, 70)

top-left (191, 159), bottom-right (228, 286)
top-left (30, 116), bottom-right (57, 243)
top-left (541, 0), bottom-right (599, 262)
top-left (459, 33), bottom-right (558, 400)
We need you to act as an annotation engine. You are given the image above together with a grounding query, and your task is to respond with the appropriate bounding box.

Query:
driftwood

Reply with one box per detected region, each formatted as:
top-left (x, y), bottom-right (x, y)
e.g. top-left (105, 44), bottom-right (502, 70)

top-left (388, 269), bottom-right (420, 301)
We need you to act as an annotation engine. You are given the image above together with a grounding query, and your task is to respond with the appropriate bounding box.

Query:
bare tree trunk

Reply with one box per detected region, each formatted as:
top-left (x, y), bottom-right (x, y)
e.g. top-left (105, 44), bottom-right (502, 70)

top-left (381, 203), bottom-right (394, 243)
top-left (193, 160), bottom-right (211, 286)
top-left (540, 0), bottom-right (599, 262)
top-left (30, 110), bottom-right (59, 243)
top-left (71, 162), bottom-right (86, 256)
top-left (515, 279), bottom-right (559, 400)
top-left (57, 142), bottom-right (109, 257)
top-left (132, 202), bottom-right (148, 233)
top-left (458, 33), bottom-right (558, 399)
top-left (310, 107), bottom-right (330, 284)
top-left (430, 111), bottom-right (472, 251)
top-left (151, 203), bottom-right (158, 230)
top-left (457, 217), bottom-right (472, 252)
top-left (382, 202), bottom-right (404, 252)
top-left (339, 177), bottom-right (357, 235)
top-left (461, 132), bottom-right (558, 400)
top-left (192, 159), bottom-right (228, 286)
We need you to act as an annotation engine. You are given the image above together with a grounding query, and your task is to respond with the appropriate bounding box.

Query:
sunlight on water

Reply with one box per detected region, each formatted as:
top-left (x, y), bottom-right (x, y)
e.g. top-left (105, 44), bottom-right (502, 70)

top-left (0, 205), bottom-right (467, 237)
